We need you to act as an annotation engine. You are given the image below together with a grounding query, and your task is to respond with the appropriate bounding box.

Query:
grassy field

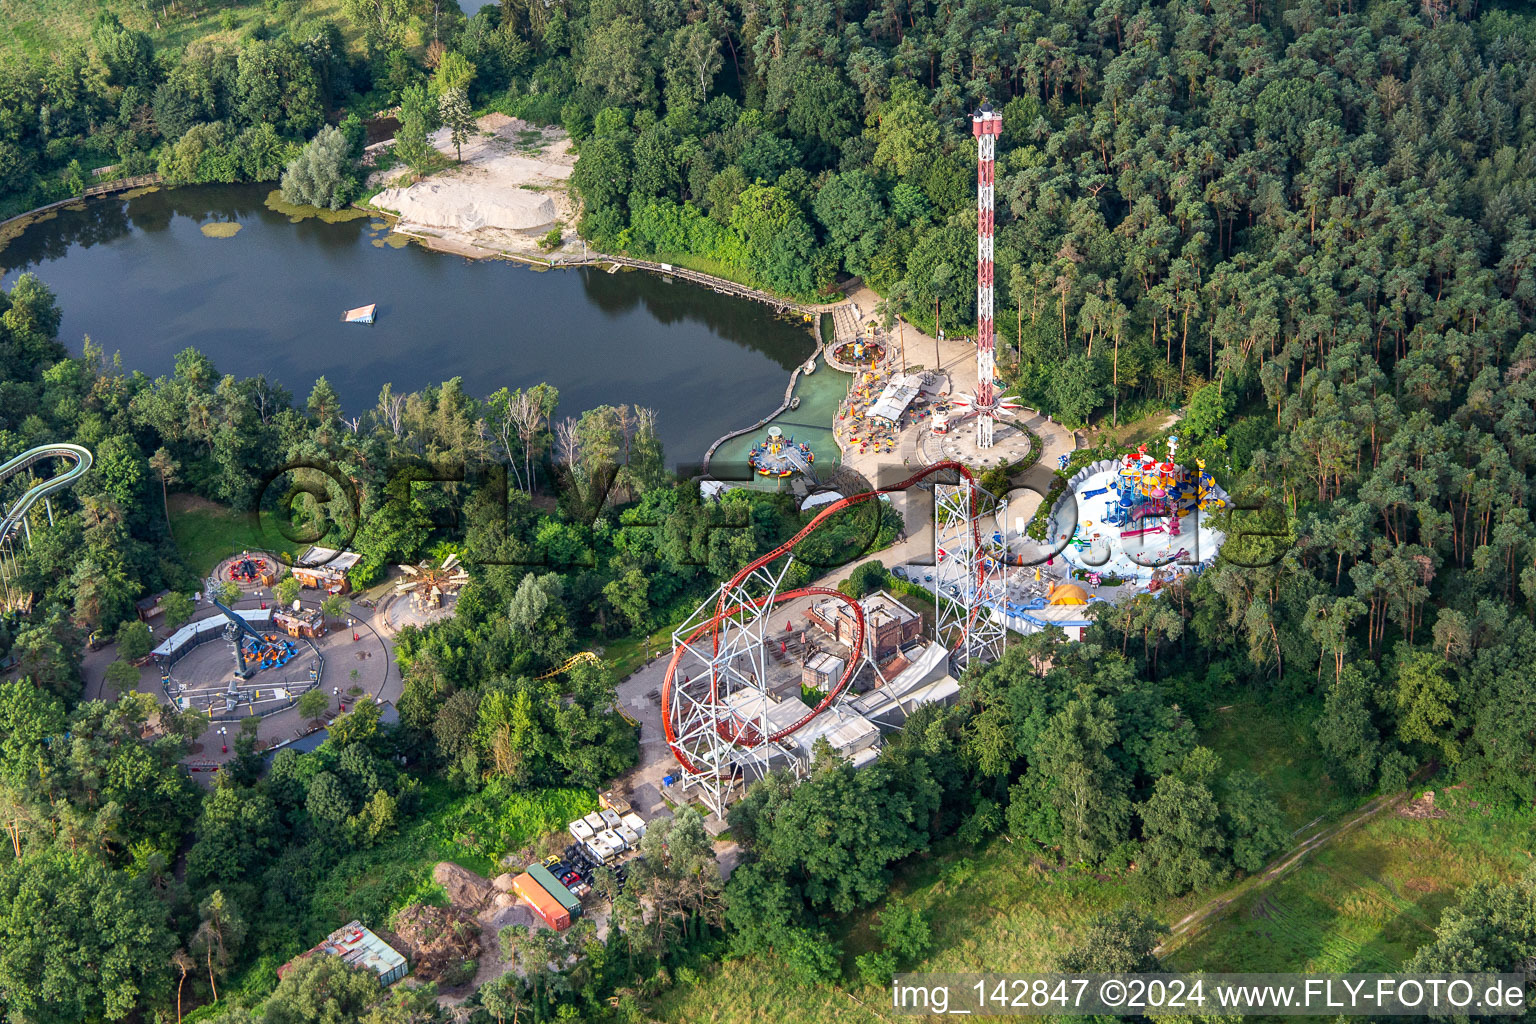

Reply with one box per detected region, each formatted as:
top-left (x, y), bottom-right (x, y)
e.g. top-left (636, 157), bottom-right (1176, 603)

top-left (650, 703), bottom-right (1536, 1024)
top-left (167, 493), bottom-right (287, 577)
top-left (306, 780), bottom-right (595, 932)
top-left (0, 0), bottom-right (356, 58)
top-left (1164, 787), bottom-right (1531, 972)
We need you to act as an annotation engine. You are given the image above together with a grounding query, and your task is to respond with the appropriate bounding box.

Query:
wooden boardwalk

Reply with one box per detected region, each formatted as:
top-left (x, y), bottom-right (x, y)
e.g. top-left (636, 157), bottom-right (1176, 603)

top-left (0, 174), bottom-right (164, 233)
top-left (81, 173), bottom-right (162, 198)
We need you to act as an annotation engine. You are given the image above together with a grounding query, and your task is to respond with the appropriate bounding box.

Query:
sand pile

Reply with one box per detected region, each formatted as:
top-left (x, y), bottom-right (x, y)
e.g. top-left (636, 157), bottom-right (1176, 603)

top-left (371, 114), bottom-right (577, 250)
top-left (374, 178), bottom-right (557, 231)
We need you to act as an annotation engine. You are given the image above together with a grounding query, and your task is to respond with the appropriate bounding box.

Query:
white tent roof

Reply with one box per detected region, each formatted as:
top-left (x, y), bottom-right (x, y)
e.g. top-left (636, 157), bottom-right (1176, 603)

top-left (868, 374), bottom-right (924, 422)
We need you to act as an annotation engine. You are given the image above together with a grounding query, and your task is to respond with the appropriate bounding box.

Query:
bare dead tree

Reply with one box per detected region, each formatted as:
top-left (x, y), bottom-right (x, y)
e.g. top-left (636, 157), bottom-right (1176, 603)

top-left (513, 390), bottom-right (550, 492)
top-left (377, 385), bottom-right (406, 439)
top-left (553, 416), bottom-right (580, 471)
top-left (616, 403), bottom-right (637, 465)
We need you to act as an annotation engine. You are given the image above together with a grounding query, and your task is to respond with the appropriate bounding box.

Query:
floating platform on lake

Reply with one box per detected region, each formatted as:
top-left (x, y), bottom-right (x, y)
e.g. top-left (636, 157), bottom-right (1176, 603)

top-left (747, 425), bottom-right (816, 478)
top-left (343, 304), bottom-right (377, 324)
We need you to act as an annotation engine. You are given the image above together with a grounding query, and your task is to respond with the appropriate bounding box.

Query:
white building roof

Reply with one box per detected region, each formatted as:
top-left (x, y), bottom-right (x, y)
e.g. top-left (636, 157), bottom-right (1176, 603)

top-left (786, 709), bottom-right (881, 762)
top-left (862, 590), bottom-right (921, 626)
top-left (297, 546), bottom-right (362, 571)
top-left (848, 747), bottom-right (881, 769)
top-left (152, 607), bottom-right (275, 657)
top-left (805, 651), bottom-right (845, 675)
top-left (868, 374), bottom-right (924, 422)
top-left (724, 686), bottom-right (813, 736)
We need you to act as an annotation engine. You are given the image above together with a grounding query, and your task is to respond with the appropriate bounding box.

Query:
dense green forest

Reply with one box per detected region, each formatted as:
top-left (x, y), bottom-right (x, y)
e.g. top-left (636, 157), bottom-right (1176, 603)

top-left (3, 0), bottom-right (1536, 1021)
top-left (0, 264), bottom-right (907, 1020)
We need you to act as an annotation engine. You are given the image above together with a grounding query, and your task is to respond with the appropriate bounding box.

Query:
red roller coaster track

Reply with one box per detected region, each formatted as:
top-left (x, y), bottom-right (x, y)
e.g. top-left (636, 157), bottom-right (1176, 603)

top-left (661, 460), bottom-right (985, 776)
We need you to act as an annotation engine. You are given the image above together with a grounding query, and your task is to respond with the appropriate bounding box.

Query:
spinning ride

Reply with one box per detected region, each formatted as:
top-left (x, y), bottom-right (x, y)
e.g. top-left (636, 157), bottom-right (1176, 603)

top-left (1047, 436), bottom-right (1229, 597)
top-left (662, 460), bottom-right (1007, 812)
top-left (394, 554), bottom-right (469, 610)
top-left (746, 426), bottom-right (816, 478)
top-left (832, 338), bottom-right (884, 366)
top-left (229, 554), bottom-right (270, 583)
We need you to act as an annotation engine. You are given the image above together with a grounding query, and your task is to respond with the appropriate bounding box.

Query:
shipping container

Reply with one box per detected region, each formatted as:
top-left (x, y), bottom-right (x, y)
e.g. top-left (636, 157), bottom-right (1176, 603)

top-left (582, 812), bottom-right (606, 832)
top-left (598, 809), bottom-right (622, 829)
top-left (616, 826), bottom-right (640, 848)
top-left (584, 839), bottom-right (612, 864)
top-left (597, 827), bottom-right (627, 853)
top-left (513, 872), bottom-right (571, 930)
top-left (568, 819), bottom-right (595, 841)
top-left (620, 812), bottom-right (646, 836)
top-left (527, 864), bottom-right (582, 918)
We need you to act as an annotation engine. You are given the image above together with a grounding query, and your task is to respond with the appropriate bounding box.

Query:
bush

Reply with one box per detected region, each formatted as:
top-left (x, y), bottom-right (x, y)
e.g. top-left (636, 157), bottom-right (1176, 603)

top-left (279, 125), bottom-right (358, 211)
top-left (848, 559), bottom-right (891, 596)
top-left (855, 949), bottom-right (897, 986)
top-left (537, 226), bottom-right (562, 251)
top-left (159, 121), bottom-right (240, 185)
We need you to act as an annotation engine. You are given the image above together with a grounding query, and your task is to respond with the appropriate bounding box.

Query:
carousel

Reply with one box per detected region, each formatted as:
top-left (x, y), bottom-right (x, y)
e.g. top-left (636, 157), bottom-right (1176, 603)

top-left (832, 337), bottom-right (885, 366)
top-left (746, 426), bottom-right (816, 478)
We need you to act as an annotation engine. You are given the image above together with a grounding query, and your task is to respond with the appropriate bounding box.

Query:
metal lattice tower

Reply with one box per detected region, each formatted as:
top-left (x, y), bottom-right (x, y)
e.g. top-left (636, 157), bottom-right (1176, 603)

top-left (972, 103), bottom-right (1004, 449)
top-left (933, 480), bottom-right (1008, 670)
top-left (667, 560), bottom-right (795, 815)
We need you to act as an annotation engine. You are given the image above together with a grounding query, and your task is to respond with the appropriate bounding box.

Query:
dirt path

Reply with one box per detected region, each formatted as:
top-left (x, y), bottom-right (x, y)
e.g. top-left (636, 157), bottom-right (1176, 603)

top-left (1158, 790), bottom-right (1407, 955)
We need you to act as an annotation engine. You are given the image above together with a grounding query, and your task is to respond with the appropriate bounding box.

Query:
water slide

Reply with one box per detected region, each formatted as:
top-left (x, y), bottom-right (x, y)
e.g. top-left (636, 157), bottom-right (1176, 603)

top-left (0, 444), bottom-right (93, 544)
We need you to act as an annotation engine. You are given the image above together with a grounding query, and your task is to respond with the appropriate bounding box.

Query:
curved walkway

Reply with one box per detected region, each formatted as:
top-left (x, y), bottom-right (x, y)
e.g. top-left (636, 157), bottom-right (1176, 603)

top-left (700, 354), bottom-right (815, 475)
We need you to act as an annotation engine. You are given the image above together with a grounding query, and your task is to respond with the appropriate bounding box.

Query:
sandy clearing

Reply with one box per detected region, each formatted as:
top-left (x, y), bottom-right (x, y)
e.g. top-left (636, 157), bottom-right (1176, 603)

top-left (369, 113), bottom-right (585, 262)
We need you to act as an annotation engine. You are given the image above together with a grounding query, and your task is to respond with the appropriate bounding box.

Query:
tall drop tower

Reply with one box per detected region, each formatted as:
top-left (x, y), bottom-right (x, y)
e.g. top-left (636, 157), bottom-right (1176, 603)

top-left (971, 103), bottom-right (1003, 449)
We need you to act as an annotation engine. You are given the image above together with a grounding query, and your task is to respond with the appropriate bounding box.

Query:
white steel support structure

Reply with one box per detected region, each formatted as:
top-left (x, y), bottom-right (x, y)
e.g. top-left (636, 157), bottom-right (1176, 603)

top-left (933, 480), bottom-right (1008, 670)
top-left (668, 560), bottom-right (813, 815)
top-left (972, 103), bottom-right (1004, 449)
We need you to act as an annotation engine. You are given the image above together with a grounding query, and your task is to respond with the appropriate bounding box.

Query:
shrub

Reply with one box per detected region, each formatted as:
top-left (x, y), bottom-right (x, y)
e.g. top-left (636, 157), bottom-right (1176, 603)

top-left (280, 125), bottom-right (358, 211)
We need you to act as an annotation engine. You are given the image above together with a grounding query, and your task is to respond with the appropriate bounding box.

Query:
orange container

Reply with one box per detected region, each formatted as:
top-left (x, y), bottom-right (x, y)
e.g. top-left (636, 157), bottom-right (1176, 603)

top-left (513, 872), bottom-right (571, 930)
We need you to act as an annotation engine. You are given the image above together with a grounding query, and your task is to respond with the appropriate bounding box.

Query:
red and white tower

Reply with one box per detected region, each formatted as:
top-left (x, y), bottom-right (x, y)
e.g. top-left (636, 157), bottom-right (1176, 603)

top-left (972, 103), bottom-right (1003, 449)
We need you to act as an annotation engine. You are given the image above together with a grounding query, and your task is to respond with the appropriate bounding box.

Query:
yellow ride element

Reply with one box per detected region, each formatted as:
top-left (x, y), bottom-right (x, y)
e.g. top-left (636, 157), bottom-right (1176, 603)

top-left (534, 651), bottom-right (601, 680)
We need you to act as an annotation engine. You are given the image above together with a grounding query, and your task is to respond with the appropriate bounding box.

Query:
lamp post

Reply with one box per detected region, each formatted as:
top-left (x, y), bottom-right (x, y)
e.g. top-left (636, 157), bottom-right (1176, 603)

top-left (218, 727), bottom-right (228, 755)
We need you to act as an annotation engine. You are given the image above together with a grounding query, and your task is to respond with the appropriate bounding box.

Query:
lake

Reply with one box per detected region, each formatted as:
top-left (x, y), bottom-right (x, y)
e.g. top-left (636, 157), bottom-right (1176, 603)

top-left (0, 184), bottom-right (818, 469)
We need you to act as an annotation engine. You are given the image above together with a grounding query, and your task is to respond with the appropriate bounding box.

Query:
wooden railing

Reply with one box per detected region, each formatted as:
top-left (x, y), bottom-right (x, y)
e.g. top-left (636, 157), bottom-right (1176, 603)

top-left (0, 174), bottom-right (164, 233)
top-left (81, 173), bottom-right (162, 197)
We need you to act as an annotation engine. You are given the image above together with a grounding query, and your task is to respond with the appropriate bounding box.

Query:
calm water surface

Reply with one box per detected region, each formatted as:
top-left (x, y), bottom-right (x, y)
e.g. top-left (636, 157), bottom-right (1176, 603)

top-left (0, 185), bottom-right (815, 467)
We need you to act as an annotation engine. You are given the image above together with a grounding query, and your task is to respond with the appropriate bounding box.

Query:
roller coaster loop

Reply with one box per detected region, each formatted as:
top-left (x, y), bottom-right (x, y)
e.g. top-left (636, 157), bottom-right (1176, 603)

top-left (661, 460), bottom-right (986, 777)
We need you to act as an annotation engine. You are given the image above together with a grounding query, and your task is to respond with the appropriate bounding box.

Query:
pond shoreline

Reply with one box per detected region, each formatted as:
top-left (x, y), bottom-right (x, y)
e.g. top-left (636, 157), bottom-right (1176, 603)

top-left (0, 182), bottom-right (823, 468)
